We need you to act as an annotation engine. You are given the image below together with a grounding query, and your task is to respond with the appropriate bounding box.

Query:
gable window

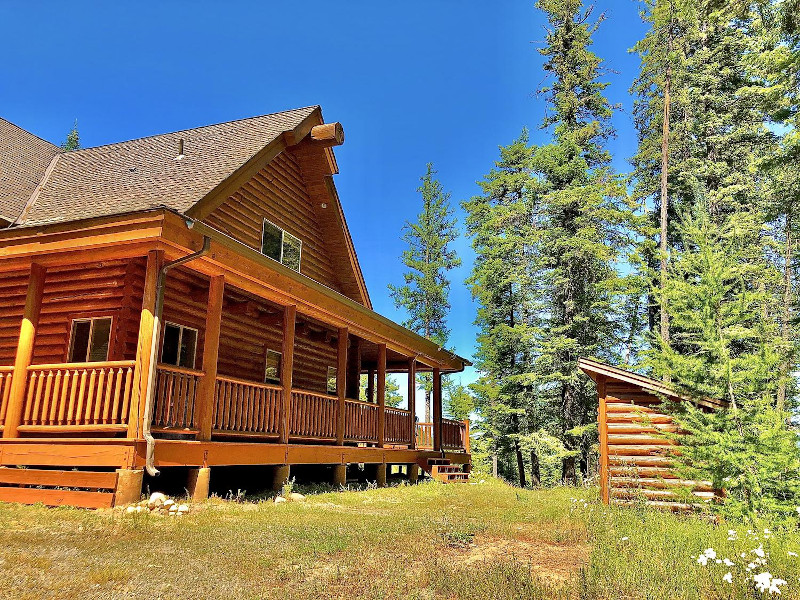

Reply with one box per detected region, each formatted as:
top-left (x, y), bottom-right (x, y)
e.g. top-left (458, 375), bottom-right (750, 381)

top-left (69, 317), bottom-right (112, 362)
top-left (326, 366), bottom-right (337, 395)
top-left (264, 350), bottom-right (281, 384)
top-left (161, 322), bottom-right (198, 369)
top-left (261, 219), bottom-right (302, 272)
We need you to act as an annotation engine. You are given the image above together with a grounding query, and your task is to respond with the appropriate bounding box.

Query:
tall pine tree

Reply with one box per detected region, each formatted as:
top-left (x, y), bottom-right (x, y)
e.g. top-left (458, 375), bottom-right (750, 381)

top-left (530, 0), bottom-right (636, 482)
top-left (389, 163), bottom-right (460, 421)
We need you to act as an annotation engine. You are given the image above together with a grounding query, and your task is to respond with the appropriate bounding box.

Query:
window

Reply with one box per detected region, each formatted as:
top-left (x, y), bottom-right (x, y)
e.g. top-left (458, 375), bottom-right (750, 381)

top-left (261, 219), bottom-right (302, 272)
top-left (264, 350), bottom-right (281, 383)
top-left (327, 366), bottom-right (337, 395)
top-left (69, 317), bottom-right (112, 362)
top-left (161, 322), bottom-right (198, 369)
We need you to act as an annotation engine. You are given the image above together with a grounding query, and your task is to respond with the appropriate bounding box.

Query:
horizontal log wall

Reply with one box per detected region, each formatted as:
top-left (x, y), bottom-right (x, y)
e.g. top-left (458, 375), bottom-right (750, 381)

top-left (203, 151), bottom-right (345, 297)
top-left (603, 381), bottom-right (714, 507)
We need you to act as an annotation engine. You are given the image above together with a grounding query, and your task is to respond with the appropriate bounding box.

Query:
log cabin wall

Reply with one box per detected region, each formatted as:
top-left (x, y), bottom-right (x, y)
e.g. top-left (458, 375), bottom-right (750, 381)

top-left (203, 151), bottom-right (345, 297)
top-left (0, 269), bottom-right (29, 365)
top-left (27, 259), bottom-right (144, 365)
top-left (603, 380), bottom-right (715, 508)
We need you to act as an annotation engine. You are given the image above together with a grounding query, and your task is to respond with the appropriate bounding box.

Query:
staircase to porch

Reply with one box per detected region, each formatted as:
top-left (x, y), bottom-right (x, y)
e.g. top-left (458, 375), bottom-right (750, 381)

top-left (420, 457), bottom-right (470, 483)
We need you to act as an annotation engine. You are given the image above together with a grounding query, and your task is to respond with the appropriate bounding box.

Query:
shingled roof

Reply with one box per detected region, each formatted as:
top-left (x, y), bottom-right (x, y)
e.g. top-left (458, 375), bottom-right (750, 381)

top-left (0, 118), bottom-right (60, 223)
top-left (0, 106), bottom-right (318, 227)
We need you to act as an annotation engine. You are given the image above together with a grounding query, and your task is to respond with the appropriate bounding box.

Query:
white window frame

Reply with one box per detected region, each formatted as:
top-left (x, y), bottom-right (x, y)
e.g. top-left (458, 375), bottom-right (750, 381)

top-left (161, 321), bottom-right (199, 369)
top-left (264, 349), bottom-right (282, 384)
top-left (68, 316), bottom-right (113, 363)
top-left (261, 218), bottom-right (302, 272)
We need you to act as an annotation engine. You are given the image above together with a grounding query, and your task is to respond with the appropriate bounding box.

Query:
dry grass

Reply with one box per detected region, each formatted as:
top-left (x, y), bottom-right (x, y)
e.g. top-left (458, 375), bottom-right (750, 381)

top-left (0, 480), bottom-right (797, 599)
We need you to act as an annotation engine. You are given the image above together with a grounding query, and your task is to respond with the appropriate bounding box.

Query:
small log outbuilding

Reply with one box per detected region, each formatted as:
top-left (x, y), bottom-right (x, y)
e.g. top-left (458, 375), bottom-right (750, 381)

top-left (0, 107), bottom-right (471, 507)
top-left (579, 358), bottom-right (726, 510)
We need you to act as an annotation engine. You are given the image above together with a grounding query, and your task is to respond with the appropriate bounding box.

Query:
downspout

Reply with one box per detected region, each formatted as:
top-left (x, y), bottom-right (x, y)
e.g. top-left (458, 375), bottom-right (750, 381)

top-left (143, 235), bottom-right (211, 476)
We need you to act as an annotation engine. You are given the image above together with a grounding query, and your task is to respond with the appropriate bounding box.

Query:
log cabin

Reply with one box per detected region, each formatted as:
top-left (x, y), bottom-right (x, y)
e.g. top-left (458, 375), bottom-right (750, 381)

top-left (0, 107), bottom-right (471, 508)
top-left (579, 358), bottom-right (726, 511)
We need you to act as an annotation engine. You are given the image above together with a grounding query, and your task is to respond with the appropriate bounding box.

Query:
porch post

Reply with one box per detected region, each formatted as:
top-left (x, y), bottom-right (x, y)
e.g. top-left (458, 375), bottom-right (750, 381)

top-left (433, 367), bottom-right (442, 452)
top-left (377, 344), bottom-right (386, 447)
top-left (4, 263), bottom-right (46, 439)
top-left (196, 275), bottom-right (224, 441)
top-left (345, 336), bottom-right (361, 400)
top-left (407, 358), bottom-right (416, 450)
top-left (335, 327), bottom-right (348, 445)
top-left (278, 305), bottom-right (296, 444)
top-left (127, 250), bottom-right (163, 439)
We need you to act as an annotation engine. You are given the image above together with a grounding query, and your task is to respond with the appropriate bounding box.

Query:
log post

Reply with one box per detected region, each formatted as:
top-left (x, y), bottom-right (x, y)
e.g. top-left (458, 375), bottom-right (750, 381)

top-left (278, 305), bottom-right (296, 444)
top-left (408, 358), bottom-right (416, 450)
top-left (598, 375), bottom-right (609, 504)
top-left (187, 467), bottom-right (211, 501)
top-left (377, 344), bottom-right (386, 448)
top-left (433, 368), bottom-right (442, 452)
top-left (4, 263), bottom-right (46, 438)
top-left (335, 327), bottom-right (348, 445)
top-left (196, 275), bottom-right (224, 440)
top-left (463, 419), bottom-right (470, 454)
top-left (127, 250), bottom-right (163, 439)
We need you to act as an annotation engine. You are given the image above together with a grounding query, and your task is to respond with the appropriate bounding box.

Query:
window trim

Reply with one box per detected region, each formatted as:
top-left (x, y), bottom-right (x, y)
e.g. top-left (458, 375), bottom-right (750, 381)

top-left (264, 349), bottom-right (282, 384)
top-left (67, 315), bottom-right (114, 363)
top-left (261, 218), bottom-right (303, 272)
top-left (160, 321), bottom-right (199, 370)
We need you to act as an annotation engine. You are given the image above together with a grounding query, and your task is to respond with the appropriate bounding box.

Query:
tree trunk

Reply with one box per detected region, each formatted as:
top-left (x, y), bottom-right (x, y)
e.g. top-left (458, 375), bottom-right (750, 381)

top-left (492, 453), bottom-right (498, 478)
top-left (778, 209), bottom-right (793, 411)
top-left (561, 455), bottom-right (576, 485)
top-left (515, 441), bottom-right (527, 488)
top-left (530, 450), bottom-right (541, 487)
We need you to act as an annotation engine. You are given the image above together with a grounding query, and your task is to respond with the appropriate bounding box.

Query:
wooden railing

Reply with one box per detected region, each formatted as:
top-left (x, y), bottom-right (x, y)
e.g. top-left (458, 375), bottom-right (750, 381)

top-left (385, 406), bottom-right (413, 445)
top-left (416, 422), bottom-right (434, 449)
top-left (152, 364), bottom-right (203, 430)
top-left (0, 366), bottom-right (13, 427)
top-left (214, 375), bottom-right (282, 435)
top-left (289, 389), bottom-right (337, 439)
top-left (442, 418), bottom-right (467, 451)
top-left (344, 398), bottom-right (378, 442)
top-left (20, 361), bottom-right (135, 430)
top-left (416, 419), bottom-right (470, 452)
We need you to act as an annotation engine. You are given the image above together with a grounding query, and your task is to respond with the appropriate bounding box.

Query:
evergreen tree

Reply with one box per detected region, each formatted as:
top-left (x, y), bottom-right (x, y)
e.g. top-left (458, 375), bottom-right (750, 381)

top-left (530, 0), bottom-right (636, 482)
top-left (359, 374), bottom-right (403, 407)
top-left (646, 206), bottom-right (800, 518)
top-left (61, 119), bottom-right (80, 151)
top-left (464, 132), bottom-right (539, 487)
top-left (389, 163), bottom-right (461, 421)
top-left (443, 379), bottom-right (474, 421)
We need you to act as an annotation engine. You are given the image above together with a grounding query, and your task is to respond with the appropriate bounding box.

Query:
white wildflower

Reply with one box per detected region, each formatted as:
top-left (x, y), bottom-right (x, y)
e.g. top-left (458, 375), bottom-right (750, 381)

top-left (621, 537), bottom-right (629, 541)
top-left (723, 558), bottom-right (735, 566)
top-left (723, 572), bottom-right (733, 584)
top-left (753, 545), bottom-right (766, 558)
top-left (788, 552), bottom-right (798, 558)
top-left (697, 548), bottom-right (717, 566)
top-left (754, 572), bottom-right (787, 595)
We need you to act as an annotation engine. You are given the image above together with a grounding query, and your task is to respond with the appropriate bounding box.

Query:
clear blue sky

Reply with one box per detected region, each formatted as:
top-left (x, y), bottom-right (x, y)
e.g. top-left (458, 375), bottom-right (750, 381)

top-left (0, 1), bottom-right (647, 391)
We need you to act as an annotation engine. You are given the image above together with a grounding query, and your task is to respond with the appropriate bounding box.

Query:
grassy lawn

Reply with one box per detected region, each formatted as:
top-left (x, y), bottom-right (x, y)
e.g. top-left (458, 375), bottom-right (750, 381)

top-left (0, 479), bottom-right (798, 599)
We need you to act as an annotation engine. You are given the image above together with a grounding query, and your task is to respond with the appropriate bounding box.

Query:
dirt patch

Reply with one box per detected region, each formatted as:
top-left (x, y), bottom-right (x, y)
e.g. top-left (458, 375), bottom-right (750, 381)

top-left (461, 534), bottom-right (590, 585)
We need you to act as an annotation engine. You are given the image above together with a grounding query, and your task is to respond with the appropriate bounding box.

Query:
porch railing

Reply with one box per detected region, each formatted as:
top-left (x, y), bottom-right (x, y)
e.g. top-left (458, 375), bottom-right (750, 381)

top-left (214, 375), bottom-right (281, 435)
top-left (416, 422), bottom-right (434, 449)
top-left (20, 361), bottom-right (135, 430)
top-left (385, 406), bottom-right (413, 445)
top-left (344, 398), bottom-right (378, 442)
top-left (0, 366), bottom-right (13, 427)
top-left (152, 364), bottom-right (203, 430)
top-left (416, 419), bottom-right (470, 452)
top-left (289, 389), bottom-right (337, 439)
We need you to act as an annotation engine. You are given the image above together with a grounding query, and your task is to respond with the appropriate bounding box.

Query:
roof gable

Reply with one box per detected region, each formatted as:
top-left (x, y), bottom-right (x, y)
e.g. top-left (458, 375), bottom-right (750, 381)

top-left (14, 106), bottom-right (318, 227)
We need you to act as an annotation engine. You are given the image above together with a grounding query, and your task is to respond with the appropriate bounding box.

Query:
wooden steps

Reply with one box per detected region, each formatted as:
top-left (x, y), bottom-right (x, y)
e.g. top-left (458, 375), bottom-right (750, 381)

top-left (419, 458), bottom-right (470, 484)
top-left (0, 466), bottom-right (120, 508)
